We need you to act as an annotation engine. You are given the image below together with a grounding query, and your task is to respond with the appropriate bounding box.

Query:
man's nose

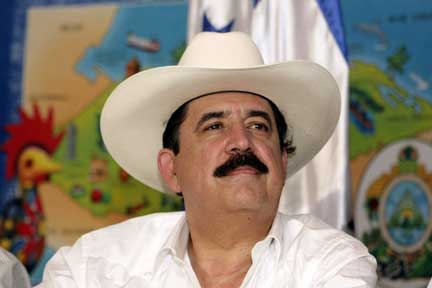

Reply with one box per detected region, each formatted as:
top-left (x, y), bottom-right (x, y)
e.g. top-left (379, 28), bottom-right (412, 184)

top-left (225, 124), bottom-right (251, 153)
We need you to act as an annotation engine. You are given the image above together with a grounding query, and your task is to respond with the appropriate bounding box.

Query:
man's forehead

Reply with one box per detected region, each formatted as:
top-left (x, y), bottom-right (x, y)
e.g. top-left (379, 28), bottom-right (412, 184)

top-left (185, 91), bottom-right (274, 115)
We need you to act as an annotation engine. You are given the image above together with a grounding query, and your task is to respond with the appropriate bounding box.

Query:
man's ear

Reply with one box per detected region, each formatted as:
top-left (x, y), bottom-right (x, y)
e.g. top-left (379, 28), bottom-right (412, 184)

top-left (157, 148), bottom-right (181, 193)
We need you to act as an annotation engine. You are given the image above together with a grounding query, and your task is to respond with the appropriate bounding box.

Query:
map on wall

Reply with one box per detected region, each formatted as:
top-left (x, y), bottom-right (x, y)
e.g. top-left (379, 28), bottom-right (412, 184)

top-left (0, 2), bottom-right (187, 284)
top-left (341, 0), bottom-right (432, 287)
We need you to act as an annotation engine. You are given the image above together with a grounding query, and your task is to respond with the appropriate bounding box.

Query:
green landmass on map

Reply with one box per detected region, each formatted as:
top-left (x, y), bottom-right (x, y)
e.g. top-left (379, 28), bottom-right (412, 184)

top-left (50, 41), bottom-right (187, 217)
top-left (51, 84), bottom-right (183, 217)
top-left (349, 60), bottom-right (432, 159)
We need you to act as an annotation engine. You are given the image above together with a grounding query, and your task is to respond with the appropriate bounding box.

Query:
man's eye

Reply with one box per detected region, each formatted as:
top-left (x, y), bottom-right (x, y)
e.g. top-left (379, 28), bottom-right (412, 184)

top-left (249, 123), bottom-right (269, 131)
top-left (204, 123), bottom-right (223, 131)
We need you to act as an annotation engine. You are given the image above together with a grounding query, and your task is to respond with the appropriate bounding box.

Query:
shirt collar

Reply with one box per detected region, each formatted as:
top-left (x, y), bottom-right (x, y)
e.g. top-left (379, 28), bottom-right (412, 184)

top-left (153, 211), bottom-right (287, 272)
top-left (268, 211), bottom-right (284, 242)
top-left (250, 212), bottom-right (284, 263)
top-left (154, 213), bottom-right (189, 272)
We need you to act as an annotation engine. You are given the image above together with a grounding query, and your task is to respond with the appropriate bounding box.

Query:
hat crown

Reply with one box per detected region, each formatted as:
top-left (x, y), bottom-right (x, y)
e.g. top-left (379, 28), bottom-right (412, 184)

top-left (178, 32), bottom-right (264, 68)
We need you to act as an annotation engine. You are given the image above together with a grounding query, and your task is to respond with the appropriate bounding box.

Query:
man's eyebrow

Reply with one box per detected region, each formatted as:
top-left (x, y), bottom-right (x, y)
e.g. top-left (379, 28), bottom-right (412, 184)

top-left (248, 110), bottom-right (273, 129)
top-left (195, 111), bottom-right (227, 130)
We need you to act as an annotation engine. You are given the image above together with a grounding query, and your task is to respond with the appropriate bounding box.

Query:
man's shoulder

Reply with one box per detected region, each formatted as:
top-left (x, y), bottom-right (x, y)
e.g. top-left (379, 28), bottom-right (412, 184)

top-left (276, 213), bottom-right (377, 286)
top-left (40, 212), bottom-right (185, 285)
top-left (279, 213), bottom-right (370, 260)
top-left (74, 211), bottom-right (184, 269)
top-left (83, 211), bottom-right (184, 243)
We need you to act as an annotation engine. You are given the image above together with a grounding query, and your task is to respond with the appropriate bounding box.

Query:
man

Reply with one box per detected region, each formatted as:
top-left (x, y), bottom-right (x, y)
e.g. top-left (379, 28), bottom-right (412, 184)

top-left (37, 32), bottom-right (377, 287)
top-left (0, 247), bottom-right (31, 288)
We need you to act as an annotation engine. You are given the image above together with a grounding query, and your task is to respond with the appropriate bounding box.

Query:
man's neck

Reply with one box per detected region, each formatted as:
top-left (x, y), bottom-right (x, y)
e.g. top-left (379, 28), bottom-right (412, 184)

top-left (186, 211), bottom-right (276, 288)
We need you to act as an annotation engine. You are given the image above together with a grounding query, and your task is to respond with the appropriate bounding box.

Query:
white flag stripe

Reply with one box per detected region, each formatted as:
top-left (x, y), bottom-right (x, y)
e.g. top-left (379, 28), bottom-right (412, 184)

top-left (188, 0), bottom-right (252, 43)
top-left (254, 0), bottom-right (349, 229)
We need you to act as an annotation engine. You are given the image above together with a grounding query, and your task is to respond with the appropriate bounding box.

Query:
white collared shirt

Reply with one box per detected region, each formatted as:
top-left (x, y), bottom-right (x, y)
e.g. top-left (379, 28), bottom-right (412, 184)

top-left (36, 212), bottom-right (377, 288)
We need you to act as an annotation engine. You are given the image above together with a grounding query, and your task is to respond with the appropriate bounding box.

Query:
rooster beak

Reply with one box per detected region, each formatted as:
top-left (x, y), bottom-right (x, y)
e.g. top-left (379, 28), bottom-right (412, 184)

top-left (18, 147), bottom-right (62, 183)
top-left (38, 154), bottom-right (62, 174)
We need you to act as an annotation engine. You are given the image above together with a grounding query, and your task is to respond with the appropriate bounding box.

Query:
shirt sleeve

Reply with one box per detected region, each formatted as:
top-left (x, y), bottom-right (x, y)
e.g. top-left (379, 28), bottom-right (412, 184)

top-left (309, 234), bottom-right (378, 288)
top-left (320, 255), bottom-right (377, 288)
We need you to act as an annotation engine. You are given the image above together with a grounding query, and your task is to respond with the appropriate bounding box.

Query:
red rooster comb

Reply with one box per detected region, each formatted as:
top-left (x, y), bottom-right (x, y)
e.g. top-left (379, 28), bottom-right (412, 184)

top-left (1, 104), bottom-right (64, 179)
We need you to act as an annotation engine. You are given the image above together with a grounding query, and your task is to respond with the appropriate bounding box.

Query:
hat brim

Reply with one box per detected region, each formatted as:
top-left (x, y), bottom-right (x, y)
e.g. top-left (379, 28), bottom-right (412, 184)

top-left (100, 61), bottom-right (340, 194)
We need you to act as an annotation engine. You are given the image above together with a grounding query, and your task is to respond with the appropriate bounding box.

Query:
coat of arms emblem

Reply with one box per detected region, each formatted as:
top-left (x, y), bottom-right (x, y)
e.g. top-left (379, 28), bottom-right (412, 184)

top-left (355, 140), bottom-right (432, 287)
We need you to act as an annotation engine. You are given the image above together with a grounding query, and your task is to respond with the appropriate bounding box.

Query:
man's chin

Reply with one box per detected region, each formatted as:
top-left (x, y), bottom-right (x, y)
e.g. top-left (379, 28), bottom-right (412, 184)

top-left (222, 185), bottom-right (267, 208)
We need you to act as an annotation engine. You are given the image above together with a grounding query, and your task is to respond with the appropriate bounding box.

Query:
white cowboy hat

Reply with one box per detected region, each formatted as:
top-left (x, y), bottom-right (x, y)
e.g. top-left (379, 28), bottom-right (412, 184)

top-left (101, 32), bottom-right (340, 194)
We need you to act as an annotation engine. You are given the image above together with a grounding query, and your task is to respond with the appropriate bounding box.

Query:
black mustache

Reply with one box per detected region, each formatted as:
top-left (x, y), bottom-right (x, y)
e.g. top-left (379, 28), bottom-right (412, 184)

top-left (213, 150), bottom-right (269, 177)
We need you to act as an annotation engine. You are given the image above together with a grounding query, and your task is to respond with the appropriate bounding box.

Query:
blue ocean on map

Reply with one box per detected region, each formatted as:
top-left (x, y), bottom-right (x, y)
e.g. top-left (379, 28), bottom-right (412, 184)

top-left (341, 0), bottom-right (432, 104)
top-left (76, 3), bottom-right (187, 82)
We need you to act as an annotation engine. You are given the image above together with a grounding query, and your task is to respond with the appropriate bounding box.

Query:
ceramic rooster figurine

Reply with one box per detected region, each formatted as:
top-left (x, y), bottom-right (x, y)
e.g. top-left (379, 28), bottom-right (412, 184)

top-left (0, 104), bottom-right (63, 272)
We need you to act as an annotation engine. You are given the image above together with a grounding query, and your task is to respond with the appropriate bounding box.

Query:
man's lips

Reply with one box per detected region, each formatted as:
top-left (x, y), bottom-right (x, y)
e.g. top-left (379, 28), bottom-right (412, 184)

top-left (227, 166), bottom-right (260, 176)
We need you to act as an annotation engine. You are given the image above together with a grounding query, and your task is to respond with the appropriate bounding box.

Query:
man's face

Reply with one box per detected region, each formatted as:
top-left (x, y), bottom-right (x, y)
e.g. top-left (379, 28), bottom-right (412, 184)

top-left (159, 92), bottom-right (287, 216)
